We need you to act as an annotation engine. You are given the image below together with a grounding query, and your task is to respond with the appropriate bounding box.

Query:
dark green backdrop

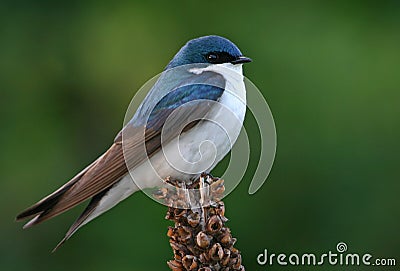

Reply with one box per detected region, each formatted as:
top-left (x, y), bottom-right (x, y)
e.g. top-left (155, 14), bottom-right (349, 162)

top-left (1, 1), bottom-right (399, 271)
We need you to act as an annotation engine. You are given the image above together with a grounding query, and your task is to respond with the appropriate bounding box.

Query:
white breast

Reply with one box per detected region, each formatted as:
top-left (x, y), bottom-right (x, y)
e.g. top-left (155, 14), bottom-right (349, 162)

top-left (131, 63), bottom-right (247, 187)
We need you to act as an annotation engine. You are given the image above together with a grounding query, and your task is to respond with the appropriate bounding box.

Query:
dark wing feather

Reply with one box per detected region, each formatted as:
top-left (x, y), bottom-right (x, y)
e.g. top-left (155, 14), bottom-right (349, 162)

top-left (16, 128), bottom-right (156, 227)
top-left (15, 159), bottom-right (98, 221)
top-left (16, 79), bottom-right (225, 229)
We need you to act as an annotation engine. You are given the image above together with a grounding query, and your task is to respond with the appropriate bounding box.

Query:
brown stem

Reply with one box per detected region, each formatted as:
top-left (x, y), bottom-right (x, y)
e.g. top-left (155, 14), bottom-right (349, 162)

top-left (159, 174), bottom-right (245, 271)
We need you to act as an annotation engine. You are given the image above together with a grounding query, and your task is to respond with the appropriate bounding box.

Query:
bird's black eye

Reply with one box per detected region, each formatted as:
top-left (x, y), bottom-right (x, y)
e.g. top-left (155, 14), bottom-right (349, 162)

top-left (205, 52), bottom-right (236, 64)
top-left (206, 53), bottom-right (218, 62)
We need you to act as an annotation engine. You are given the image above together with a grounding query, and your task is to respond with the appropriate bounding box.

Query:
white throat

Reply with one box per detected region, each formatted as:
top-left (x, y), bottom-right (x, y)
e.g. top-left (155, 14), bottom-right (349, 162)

top-left (188, 62), bottom-right (245, 102)
top-left (189, 63), bottom-right (243, 77)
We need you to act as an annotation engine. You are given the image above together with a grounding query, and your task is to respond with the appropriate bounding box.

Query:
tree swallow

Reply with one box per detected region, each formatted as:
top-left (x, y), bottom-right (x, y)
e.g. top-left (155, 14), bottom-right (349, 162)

top-left (16, 35), bottom-right (252, 250)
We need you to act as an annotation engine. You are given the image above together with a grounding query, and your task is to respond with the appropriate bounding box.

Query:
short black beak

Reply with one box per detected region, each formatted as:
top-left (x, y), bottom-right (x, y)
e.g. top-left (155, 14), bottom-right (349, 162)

top-left (231, 56), bottom-right (252, 64)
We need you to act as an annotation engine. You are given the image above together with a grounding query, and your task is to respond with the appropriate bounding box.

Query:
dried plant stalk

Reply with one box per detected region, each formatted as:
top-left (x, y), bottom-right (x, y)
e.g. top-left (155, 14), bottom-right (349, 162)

top-left (155, 174), bottom-right (245, 271)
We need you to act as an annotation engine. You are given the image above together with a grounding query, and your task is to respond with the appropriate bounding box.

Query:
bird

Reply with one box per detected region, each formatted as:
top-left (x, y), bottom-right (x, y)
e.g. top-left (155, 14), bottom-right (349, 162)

top-left (16, 35), bottom-right (252, 251)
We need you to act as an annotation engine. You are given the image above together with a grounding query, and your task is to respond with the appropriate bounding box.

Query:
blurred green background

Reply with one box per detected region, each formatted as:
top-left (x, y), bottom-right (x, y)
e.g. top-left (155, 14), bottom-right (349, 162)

top-left (1, 1), bottom-right (399, 270)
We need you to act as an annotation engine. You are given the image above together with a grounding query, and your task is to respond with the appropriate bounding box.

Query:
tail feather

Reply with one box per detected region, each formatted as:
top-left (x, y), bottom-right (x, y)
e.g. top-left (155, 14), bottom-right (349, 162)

top-left (15, 141), bottom-right (134, 251)
top-left (16, 183), bottom-right (76, 223)
top-left (52, 187), bottom-right (110, 252)
top-left (15, 160), bottom-right (97, 226)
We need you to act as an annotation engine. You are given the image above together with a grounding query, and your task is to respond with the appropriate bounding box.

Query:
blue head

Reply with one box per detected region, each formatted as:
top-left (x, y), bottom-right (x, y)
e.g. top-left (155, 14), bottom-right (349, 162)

top-left (166, 35), bottom-right (251, 69)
